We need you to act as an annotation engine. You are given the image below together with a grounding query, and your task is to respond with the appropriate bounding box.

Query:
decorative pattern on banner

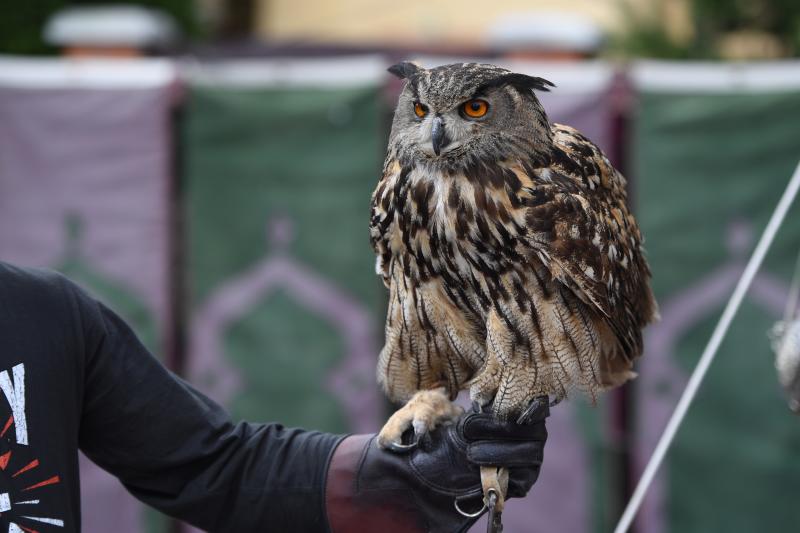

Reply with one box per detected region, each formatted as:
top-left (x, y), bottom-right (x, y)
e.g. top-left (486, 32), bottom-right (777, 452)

top-left (184, 58), bottom-right (387, 439)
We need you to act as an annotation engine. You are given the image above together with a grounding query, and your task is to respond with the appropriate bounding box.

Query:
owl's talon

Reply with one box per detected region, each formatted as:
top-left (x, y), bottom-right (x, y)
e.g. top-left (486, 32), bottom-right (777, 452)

top-left (516, 396), bottom-right (549, 425)
top-left (386, 438), bottom-right (419, 453)
top-left (381, 426), bottom-right (425, 453)
top-left (378, 388), bottom-right (462, 452)
top-left (379, 423), bottom-right (428, 452)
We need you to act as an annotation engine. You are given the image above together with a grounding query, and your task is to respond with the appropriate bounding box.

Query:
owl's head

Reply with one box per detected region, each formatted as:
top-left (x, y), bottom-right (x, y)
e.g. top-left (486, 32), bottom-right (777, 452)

top-left (387, 62), bottom-right (555, 167)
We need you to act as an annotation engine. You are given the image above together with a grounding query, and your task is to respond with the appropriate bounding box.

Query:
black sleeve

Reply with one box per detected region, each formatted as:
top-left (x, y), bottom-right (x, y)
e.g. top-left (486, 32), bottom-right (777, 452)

top-left (74, 282), bottom-right (344, 532)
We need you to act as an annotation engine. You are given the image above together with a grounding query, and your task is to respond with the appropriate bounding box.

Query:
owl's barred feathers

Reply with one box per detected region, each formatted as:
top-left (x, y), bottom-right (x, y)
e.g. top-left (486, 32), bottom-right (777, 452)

top-left (370, 63), bottom-right (657, 419)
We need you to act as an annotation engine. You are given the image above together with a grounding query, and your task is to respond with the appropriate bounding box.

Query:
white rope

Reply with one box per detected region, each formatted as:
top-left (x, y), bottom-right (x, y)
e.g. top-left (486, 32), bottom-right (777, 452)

top-left (614, 159), bottom-right (800, 533)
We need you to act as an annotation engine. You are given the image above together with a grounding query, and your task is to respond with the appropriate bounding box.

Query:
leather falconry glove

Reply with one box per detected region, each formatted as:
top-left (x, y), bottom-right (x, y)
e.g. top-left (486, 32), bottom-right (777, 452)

top-left (325, 398), bottom-right (549, 533)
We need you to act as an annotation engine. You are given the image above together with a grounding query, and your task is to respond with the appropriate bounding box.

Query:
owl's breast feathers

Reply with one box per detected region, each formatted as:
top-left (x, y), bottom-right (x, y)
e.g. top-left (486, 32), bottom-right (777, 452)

top-left (370, 123), bottom-right (657, 402)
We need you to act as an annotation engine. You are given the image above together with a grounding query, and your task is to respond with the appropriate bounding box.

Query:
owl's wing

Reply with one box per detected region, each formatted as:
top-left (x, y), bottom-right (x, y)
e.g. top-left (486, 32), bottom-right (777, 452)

top-left (520, 124), bottom-right (657, 363)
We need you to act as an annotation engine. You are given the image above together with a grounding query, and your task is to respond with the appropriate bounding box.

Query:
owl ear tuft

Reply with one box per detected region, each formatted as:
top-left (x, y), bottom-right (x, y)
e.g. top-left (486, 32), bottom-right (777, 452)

top-left (478, 73), bottom-right (556, 94)
top-left (388, 61), bottom-right (422, 80)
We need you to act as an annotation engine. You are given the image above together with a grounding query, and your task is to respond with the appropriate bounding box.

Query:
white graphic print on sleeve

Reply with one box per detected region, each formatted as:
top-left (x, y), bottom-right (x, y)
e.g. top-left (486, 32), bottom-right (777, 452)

top-left (0, 365), bottom-right (26, 446)
top-left (0, 363), bottom-right (66, 531)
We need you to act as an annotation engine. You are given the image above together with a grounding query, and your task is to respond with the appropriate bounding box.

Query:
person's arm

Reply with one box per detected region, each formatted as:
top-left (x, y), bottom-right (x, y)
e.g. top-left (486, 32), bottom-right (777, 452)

top-left (69, 277), bottom-right (548, 532)
top-left (74, 284), bottom-right (343, 532)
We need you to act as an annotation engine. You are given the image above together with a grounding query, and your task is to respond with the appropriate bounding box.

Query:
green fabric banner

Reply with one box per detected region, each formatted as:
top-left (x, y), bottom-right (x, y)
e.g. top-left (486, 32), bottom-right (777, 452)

top-left (184, 64), bottom-right (387, 435)
top-left (633, 64), bottom-right (800, 533)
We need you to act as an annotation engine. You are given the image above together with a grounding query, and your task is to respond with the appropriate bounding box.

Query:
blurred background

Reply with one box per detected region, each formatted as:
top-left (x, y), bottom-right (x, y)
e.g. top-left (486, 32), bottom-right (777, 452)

top-left (1, 1), bottom-right (800, 532)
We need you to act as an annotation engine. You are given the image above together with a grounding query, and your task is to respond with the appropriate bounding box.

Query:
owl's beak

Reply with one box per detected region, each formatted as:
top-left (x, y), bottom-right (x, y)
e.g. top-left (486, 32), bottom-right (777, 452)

top-left (430, 115), bottom-right (448, 156)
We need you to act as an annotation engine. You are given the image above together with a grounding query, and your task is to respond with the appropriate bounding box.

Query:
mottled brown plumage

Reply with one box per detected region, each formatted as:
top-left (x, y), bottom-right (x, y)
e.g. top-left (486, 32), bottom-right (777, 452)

top-left (371, 63), bottom-right (657, 441)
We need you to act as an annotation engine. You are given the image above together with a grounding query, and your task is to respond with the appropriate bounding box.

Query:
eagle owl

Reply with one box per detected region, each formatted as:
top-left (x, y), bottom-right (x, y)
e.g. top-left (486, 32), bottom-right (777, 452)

top-left (370, 62), bottom-right (658, 448)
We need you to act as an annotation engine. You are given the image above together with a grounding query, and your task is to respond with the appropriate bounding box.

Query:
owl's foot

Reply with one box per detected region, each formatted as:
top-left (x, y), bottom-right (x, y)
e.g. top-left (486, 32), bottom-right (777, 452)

top-left (469, 353), bottom-right (503, 411)
top-left (377, 388), bottom-right (463, 452)
top-left (470, 354), bottom-right (549, 421)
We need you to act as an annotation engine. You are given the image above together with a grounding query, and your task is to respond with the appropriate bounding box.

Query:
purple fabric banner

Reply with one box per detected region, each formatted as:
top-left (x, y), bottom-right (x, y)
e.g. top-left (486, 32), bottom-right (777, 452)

top-left (0, 59), bottom-right (176, 533)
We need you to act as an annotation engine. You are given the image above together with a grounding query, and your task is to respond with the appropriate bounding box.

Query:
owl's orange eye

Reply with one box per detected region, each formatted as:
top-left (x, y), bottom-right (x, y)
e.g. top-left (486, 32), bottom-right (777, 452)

top-left (462, 99), bottom-right (489, 118)
top-left (413, 102), bottom-right (428, 118)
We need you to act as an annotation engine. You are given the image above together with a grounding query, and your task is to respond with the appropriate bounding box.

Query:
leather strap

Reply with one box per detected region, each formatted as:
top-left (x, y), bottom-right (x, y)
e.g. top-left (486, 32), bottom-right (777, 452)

top-left (479, 466), bottom-right (508, 513)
